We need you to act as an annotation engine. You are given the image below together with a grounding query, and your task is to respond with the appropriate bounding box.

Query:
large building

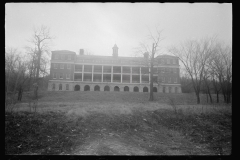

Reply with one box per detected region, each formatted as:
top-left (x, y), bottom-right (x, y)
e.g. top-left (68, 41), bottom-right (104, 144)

top-left (48, 44), bottom-right (182, 93)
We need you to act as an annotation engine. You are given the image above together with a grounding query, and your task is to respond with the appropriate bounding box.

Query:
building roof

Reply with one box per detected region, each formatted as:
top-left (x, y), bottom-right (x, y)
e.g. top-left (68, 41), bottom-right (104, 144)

top-left (52, 50), bottom-right (76, 54)
top-left (156, 54), bottom-right (176, 58)
top-left (52, 50), bottom-right (177, 61)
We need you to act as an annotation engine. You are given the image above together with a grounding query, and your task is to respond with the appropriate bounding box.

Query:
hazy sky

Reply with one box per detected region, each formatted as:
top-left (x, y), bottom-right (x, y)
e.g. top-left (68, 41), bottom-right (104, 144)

top-left (5, 3), bottom-right (232, 57)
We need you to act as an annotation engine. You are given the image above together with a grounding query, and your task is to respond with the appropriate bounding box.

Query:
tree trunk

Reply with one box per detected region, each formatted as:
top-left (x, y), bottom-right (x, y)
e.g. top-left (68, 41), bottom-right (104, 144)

top-left (196, 92), bottom-right (200, 104)
top-left (13, 64), bottom-right (21, 94)
top-left (216, 91), bottom-right (219, 103)
top-left (206, 93), bottom-right (208, 103)
top-left (5, 68), bottom-right (11, 103)
top-left (28, 57), bottom-right (35, 91)
top-left (208, 91), bottom-right (213, 103)
top-left (35, 49), bottom-right (41, 99)
top-left (223, 92), bottom-right (227, 103)
top-left (149, 43), bottom-right (154, 101)
top-left (207, 85), bottom-right (213, 103)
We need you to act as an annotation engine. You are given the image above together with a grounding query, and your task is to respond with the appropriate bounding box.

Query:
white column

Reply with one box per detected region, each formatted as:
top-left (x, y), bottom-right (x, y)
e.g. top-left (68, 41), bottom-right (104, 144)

top-left (92, 65), bottom-right (94, 82)
top-left (73, 64), bottom-right (75, 81)
top-left (82, 65), bottom-right (84, 82)
top-left (111, 66), bottom-right (113, 83)
top-left (149, 67), bottom-right (150, 84)
top-left (130, 67), bottom-right (132, 83)
top-left (101, 65), bottom-right (103, 82)
top-left (140, 67), bottom-right (142, 84)
top-left (121, 66), bottom-right (122, 83)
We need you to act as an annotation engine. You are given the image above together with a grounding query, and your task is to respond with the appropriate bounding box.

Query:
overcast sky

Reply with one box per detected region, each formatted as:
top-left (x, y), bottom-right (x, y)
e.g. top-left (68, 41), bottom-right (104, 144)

top-left (5, 3), bottom-right (232, 57)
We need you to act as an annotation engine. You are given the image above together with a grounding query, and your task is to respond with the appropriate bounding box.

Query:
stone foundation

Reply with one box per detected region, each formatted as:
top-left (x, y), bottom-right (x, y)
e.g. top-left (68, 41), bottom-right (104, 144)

top-left (48, 81), bottom-right (182, 93)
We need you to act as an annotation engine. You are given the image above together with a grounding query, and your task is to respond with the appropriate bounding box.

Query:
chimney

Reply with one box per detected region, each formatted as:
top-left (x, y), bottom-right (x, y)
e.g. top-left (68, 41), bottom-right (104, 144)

top-left (112, 44), bottom-right (118, 57)
top-left (80, 49), bottom-right (84, 55)
top-left (144, 52), bottom-right (149, 59)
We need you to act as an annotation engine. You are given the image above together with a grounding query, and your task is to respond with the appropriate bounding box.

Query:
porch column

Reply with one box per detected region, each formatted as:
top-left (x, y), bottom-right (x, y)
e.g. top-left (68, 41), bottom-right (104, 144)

top-left (140, 67), bottom-right (142, 83)
top-left (130, 67), bottom-right (132, 83)
top-left (92, 65), bottom-right (94, 82)
top-left (111, 66), bottom-right (113, 83)
top-left (121, 66), bottom-right (122, 83)
top-left (101, 65), bottom-right (103, 82)
top-left (82, 65), bottom-right (84, 82)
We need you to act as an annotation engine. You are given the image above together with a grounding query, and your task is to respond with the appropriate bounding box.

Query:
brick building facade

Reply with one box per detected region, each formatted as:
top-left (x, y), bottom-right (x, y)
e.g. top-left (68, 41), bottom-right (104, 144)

top-left (48, 44), bottom-right (182, 93)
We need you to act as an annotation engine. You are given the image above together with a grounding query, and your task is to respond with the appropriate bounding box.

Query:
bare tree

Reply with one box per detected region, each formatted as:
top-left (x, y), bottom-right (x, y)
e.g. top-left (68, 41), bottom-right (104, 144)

top-left (209, 42), bottom-right (232, 103)
top-left (135, 28), bottom-right (165, 101)
top-left (28, 25), bottom-right (54, 99)
top-left (5, 47), bottom-right (30, 103)
top-left (169, 37), bottom-right (215, 104)
top-left (5, 48), bottom-right (21, 101)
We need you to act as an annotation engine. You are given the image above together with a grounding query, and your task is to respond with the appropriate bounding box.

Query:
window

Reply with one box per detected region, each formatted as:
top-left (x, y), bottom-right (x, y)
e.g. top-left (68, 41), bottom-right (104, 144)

top-left (162, 68), bottom-right (165, 73)
top-left (173, 59), bottom-right (176, 64)
top-left (66, 74), bottom-right (70, 79)
top-left (165, 68), bottom-right (169, 73)
top-left (167, 59), bottom-right (170, 64)
top-left (52, 83), bottom-right (55, 90)
top-left (53, 73), bottom-right (57, 79)
top-left (54, 63), bottom-right (58, 69)
top-left (59, 73), bottom-right (63, 79)
top-left (169, 77), bottom-right (171, 83)
top-left (66, 84), bottom-right (69, 90)
top-left (162, 77), bottom-right (165, 83)
top-left (67, 64), bottom-right (71, 69)
top-left (174, 68), bottom-right (177, 73)
top-left (68, 55), bottom-right (71, 60)
top-left (174, 78), bottom-right (177, 83)
top-left (61, 55), bottom-right (64, 60)
top-left (170, 59), bottom-right (173, 64)
top-left (161, 59), bottom-right (164, 64)
top-left (55, 54), bottom-right (59, 60)
top-left (59, 84), bottom-right (62, 90)
top-left (60, 64), bottom-right (64, 69)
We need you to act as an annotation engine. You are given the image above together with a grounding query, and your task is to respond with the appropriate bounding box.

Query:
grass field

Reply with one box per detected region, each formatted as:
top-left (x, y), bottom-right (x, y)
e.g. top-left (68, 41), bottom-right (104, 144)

top-left (5, 91), bottom-right (231, 155)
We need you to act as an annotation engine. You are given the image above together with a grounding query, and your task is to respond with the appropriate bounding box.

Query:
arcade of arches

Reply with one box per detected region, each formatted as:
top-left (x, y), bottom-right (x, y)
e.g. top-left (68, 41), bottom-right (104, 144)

top-left (50, 83), bottom-right (181, 93)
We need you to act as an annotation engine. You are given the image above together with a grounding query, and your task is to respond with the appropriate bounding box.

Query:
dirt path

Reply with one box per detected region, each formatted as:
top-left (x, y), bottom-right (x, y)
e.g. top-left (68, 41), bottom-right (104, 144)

top-left (71, 124), bottom-right (211, 155)
top-left (15, 101), bottom-right (213, 155)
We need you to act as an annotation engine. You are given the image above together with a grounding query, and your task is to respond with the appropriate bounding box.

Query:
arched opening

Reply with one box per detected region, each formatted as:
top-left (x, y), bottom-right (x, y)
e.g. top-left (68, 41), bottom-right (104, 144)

top-left (74, 85), bottom-right (80, 91)
top-left (66, 84), bottom-right (69, 90)
top-left (94, 85), bottom-right (100, 91)
top-left (84, 85), bottom-right (90, 91)
top-left (124, 86), bottom-right (129, 92)
top-left (59, 84), bottom-right (62, 90)
top-left (114, 86), bottom-right (120, 91)
top-left (153, 87), bottom-right (157, 92)
top-left (143, 87), bottom-right (148, 92)
top-left (163, 86), bottom-right (165, 93)
top-left (104, 86), bottom-right (110, 91)
top-left (133, 86), bottom-right (139, 92)
top-left (52, 83), bottom-right (55, 90)
top-left (175, 87), bottom-right (178, 93)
